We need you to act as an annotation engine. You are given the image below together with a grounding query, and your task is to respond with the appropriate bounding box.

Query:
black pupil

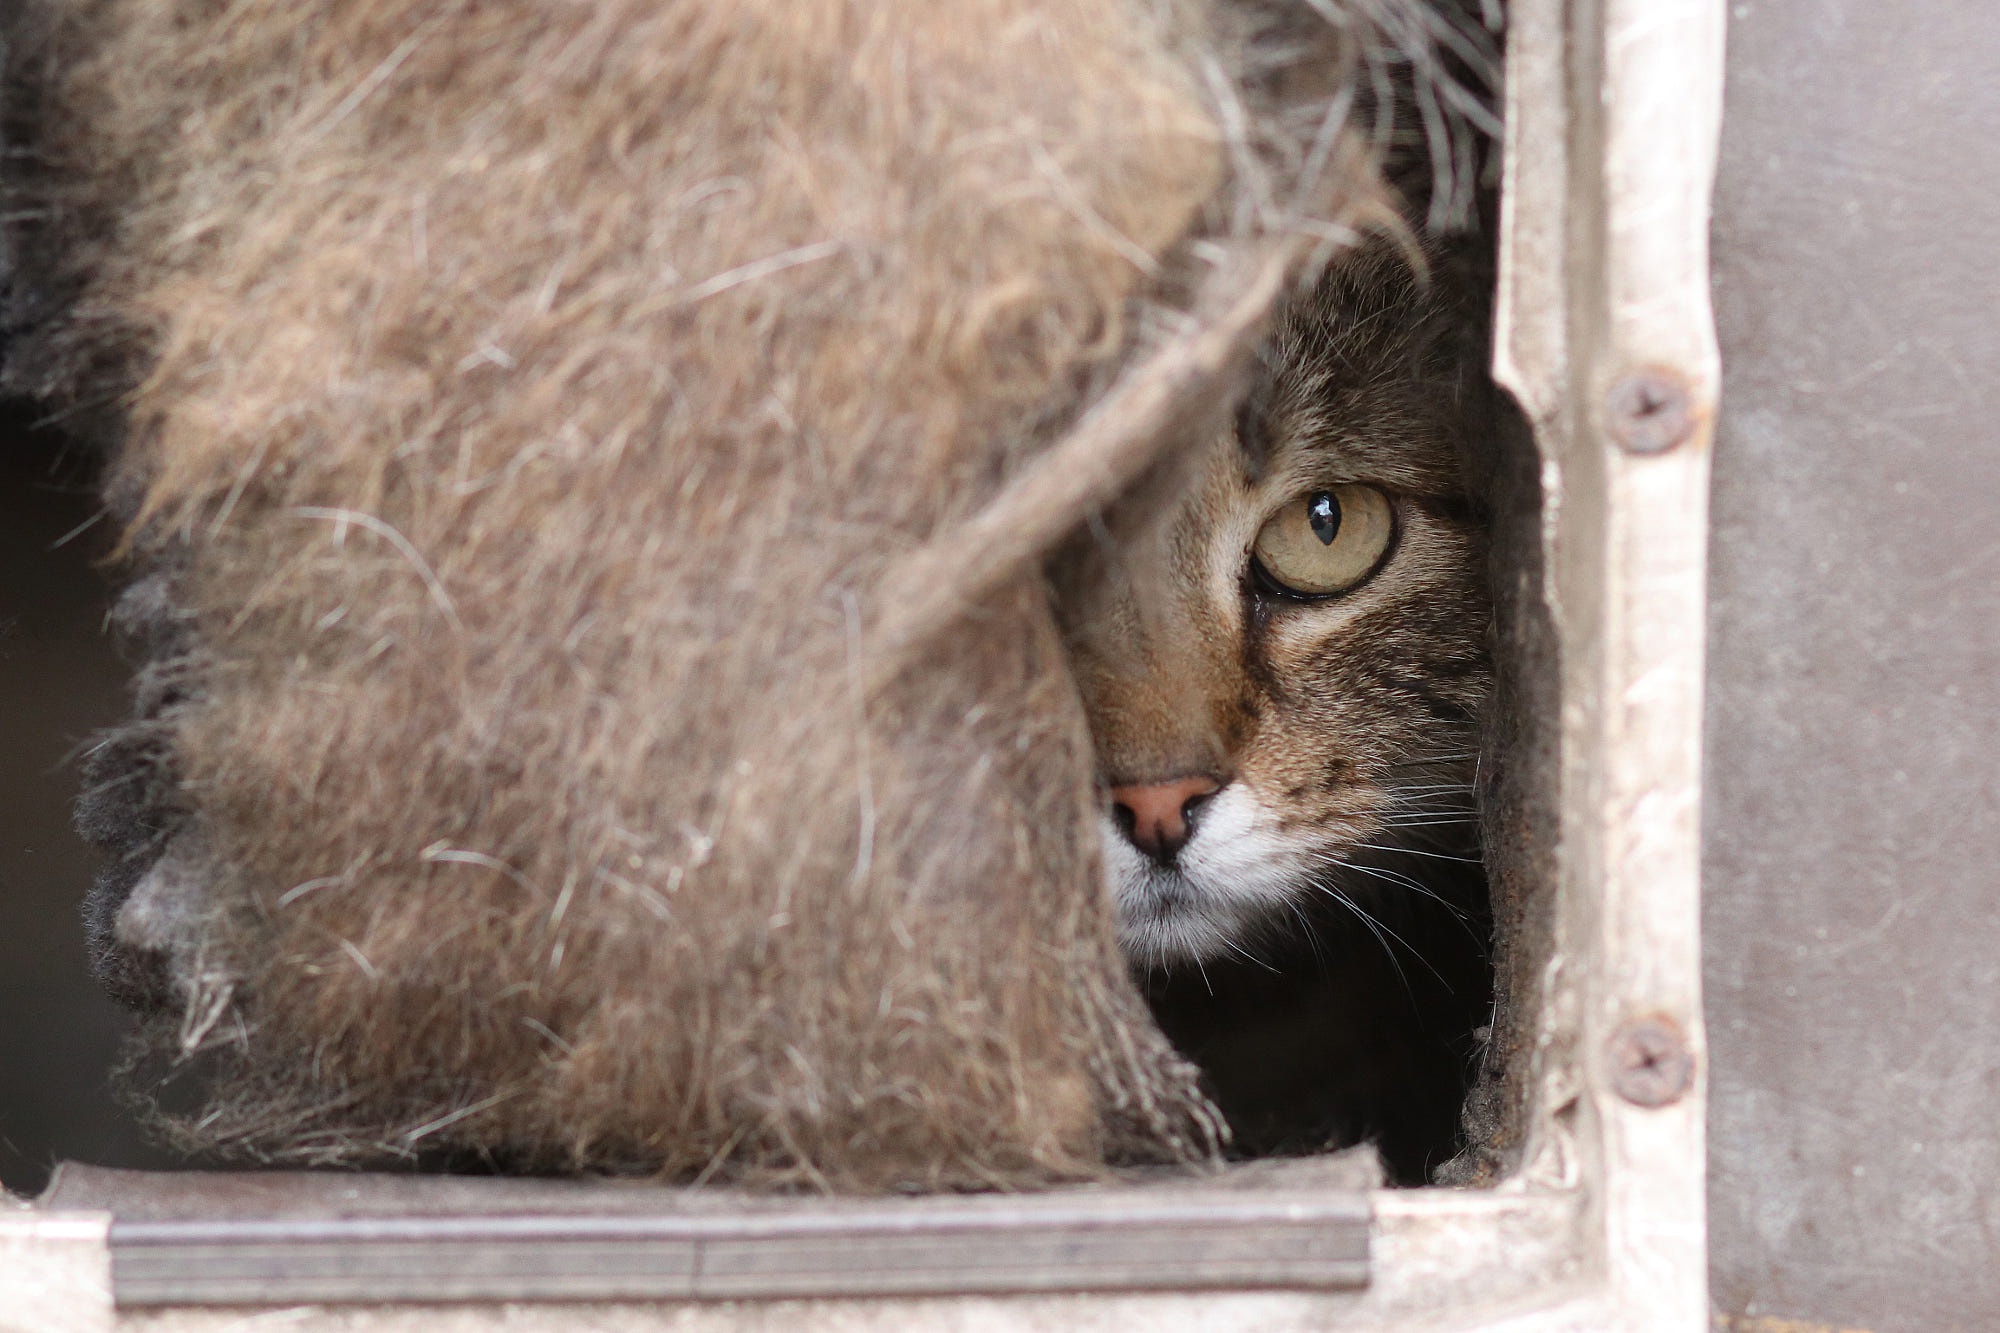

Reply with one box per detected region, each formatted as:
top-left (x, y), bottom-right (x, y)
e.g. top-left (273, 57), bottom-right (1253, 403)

top-left (1308, 491), bottom-right (1341, 545)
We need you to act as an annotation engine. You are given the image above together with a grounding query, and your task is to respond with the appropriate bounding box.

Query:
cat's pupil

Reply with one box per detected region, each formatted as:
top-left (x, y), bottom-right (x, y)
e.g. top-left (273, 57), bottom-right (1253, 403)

top-left (1309, 491), bottom-right (1341, 545)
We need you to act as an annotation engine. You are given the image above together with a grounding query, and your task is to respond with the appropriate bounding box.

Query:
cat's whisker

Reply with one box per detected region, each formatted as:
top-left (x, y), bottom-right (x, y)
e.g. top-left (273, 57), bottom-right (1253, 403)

top-left (1300, 852), bottom-right (1485, 944)
top-left (1368, 808), bottom-right (1480, 820)
top-left (1219, 936), bottom-right (1283, 974)
top-left (1298, 843), bottom-right (1437, 882)
top-left (1284, 902), bottom-right (1331, 970)
top-left (1317, 890), bottom-right (1417, 993)
top-left (1331, 870), bottom-right (1477, 930)
top-left (1349, 841), bottom-right (1482, 864)
top-left (1382, 752), bottom-right (1480, 768)
top-left (1305, 883), bottom-right (1443, 995)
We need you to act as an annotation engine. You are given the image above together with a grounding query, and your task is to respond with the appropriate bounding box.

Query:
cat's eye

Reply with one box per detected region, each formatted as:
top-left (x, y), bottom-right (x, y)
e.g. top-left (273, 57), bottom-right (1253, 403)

top-left (1250, 485), bottom-right (1395, 597)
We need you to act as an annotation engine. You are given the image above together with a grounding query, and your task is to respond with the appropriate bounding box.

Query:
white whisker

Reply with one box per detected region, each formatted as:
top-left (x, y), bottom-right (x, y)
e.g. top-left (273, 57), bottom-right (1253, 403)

top-left (1349, 841), bottom-right (1483, 864)
top-left (1307, 883), bottom-right (1437, 995)
top-left (1298, 850), bottom-right (1484, 942)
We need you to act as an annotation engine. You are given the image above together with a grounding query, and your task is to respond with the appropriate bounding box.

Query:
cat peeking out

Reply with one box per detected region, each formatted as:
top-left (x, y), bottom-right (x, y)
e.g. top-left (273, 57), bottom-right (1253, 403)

top-left (1056, 236), bottom-right (1497, 1183)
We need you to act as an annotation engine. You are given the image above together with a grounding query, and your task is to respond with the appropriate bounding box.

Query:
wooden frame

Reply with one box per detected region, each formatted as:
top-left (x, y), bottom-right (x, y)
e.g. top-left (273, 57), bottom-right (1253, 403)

top-left (0, 0), bottom-right (1723, 1327)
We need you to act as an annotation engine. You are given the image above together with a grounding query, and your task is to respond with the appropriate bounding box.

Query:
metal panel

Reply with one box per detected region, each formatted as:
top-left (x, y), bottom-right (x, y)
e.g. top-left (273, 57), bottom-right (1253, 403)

top-left (107, 1203), bottom-right (1368, 1306)
top-left (43, 1167), bottom-right (1368, 1307)
top-left (1704, 0), bottom-right (2000, 1327)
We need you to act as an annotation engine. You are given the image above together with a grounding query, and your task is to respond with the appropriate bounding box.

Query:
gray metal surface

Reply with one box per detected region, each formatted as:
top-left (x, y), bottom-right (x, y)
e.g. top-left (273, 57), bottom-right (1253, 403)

top-left (39, 1166), bottom-right (1369, 1307)
top-left (106, 1203), bottom-right (1368, 1306)
top-left (1704, 0), bottom-right (2000, 1326)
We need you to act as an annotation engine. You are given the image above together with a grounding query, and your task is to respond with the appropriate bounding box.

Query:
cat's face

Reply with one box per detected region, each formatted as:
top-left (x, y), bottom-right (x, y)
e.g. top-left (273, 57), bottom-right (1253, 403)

top-left (1057, 246), bottom-right (1491, 967)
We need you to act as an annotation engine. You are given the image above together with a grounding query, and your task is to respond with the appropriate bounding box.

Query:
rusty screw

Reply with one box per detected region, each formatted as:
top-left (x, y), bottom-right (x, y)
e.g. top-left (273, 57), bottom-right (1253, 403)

top-left (1605, 367), bottom-right (1696, 455)
top-left (1608, 1014), bottom-right (1695, 1108)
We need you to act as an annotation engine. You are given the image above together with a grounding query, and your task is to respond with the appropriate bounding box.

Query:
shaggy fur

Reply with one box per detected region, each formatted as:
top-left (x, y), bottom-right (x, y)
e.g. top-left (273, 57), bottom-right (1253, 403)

top-left (0, 0), bottom-right (1491, 1187)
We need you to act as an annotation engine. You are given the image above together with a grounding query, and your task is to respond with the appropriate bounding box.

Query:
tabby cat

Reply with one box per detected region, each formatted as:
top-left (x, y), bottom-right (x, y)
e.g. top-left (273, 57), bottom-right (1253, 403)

top-left (1056, 237), bottom-right (1496, 1181)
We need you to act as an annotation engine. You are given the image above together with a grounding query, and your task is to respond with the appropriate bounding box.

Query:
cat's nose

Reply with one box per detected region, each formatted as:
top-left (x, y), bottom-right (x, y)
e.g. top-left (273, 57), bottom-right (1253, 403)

top-left (1110, 776), bottom-right (1223, 867)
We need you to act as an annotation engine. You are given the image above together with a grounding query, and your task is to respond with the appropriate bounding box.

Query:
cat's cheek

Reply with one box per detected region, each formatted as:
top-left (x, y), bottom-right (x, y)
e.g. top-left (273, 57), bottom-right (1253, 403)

top-left (1175, 785), bottom-right (1311, 912)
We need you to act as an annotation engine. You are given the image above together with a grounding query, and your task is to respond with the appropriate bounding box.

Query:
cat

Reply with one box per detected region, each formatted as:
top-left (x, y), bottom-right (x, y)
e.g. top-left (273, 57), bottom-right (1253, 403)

top-left (1054, 235), bottom-right (1497, 1181)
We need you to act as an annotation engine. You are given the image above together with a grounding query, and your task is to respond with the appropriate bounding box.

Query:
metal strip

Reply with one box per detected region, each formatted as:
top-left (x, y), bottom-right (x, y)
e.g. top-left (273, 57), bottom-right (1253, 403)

top-left (107, 1194), bottom-right (1369, 1306)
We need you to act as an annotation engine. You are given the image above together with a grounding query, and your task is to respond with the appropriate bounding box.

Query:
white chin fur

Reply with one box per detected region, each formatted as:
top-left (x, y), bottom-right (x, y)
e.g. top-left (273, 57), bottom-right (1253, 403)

top-left (1104, 783), bottom-right (1309, 966)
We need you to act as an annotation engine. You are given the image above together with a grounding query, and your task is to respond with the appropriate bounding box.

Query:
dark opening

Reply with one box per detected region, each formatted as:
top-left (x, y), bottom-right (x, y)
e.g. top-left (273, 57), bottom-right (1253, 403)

top-left (0, 406), bottom-right (181, 1195)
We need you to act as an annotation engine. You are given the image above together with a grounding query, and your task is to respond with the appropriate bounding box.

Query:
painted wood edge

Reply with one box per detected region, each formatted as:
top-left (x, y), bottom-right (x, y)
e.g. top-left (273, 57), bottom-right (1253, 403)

top-left (1489, 0), bottom-right (1725, 1329)
top-left (0, 1213), bottom-right (115, 1333)
top-left (1589, 0), bottom-right (1725, 1330)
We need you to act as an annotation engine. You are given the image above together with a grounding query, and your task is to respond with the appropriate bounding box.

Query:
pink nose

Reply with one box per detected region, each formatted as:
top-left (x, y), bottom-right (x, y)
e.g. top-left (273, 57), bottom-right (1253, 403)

top-left (1110, 775), bottom-right (1223, 866)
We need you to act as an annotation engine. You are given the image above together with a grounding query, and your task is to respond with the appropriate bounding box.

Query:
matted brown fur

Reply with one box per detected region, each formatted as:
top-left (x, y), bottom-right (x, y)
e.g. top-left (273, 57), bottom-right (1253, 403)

top-left (0, 0), bottom-right (1479, 1187)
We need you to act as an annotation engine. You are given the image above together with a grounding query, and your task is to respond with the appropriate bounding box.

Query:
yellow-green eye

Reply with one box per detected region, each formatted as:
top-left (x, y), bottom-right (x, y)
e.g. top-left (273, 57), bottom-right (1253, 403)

top-left (1251, 485), bottom-right (1395, 597)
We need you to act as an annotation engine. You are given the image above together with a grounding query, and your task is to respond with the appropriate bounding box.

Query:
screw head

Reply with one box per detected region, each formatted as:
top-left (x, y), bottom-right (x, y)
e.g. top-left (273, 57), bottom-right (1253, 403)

top-left (1605, 368), bottom-right (1697, 454)
top-left (1608, 1014), bottom-right (1695, 1108)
